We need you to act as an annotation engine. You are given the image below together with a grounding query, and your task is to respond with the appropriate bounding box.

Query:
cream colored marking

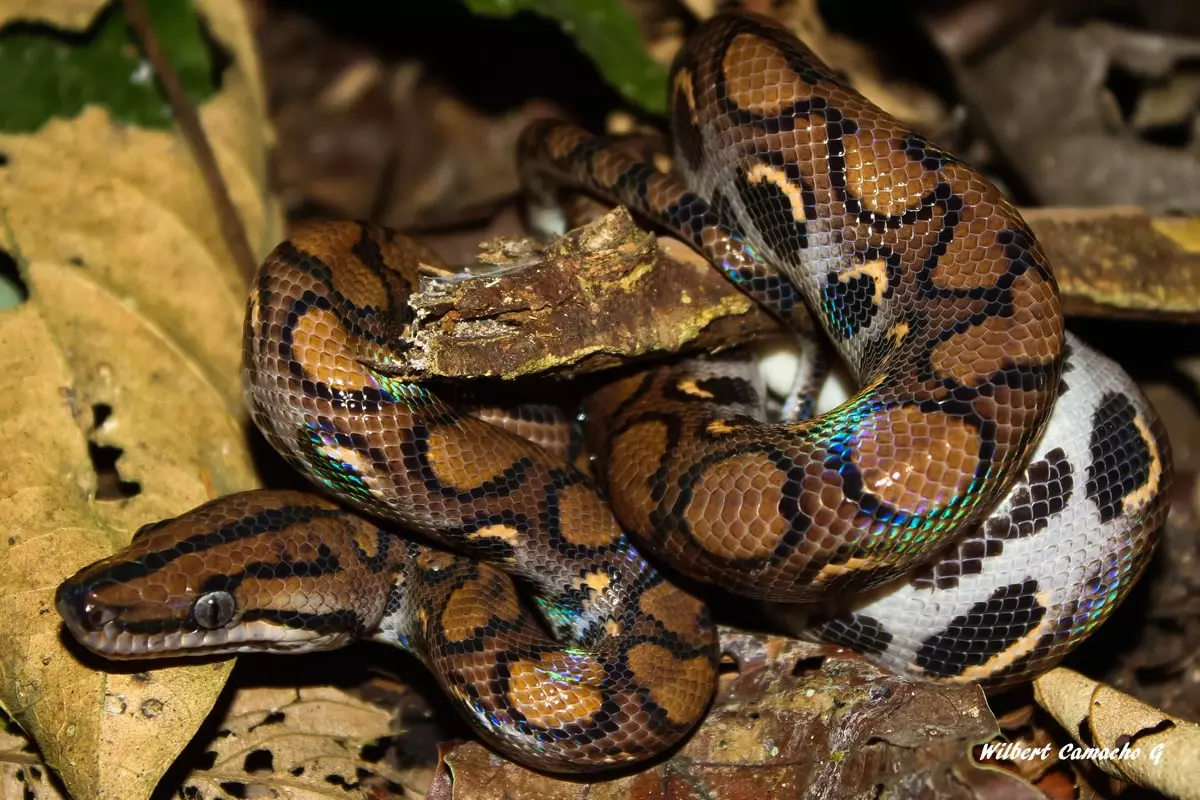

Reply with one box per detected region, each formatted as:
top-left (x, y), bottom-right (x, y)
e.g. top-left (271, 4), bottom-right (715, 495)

top-left (812, 556), bottom-right (881, 585)
top-left (605, 619), bottom-right (622, 636)
top-left (954, 592), bottom-right (1054, 682)
top-left (465, 524), bottom-right (520, 544)
top-left (746, 163), bottom-right (807, 226)
top-left (837, 259), bottom-right (888, 306)
top-left (582, 571), bottom-right (611, 597)
top-left (706, 419), bottom-right (743, 436)
top-left (607, 111), bottom-right (634, 135)
top-left (318, 444), bottom-right (385, 495)
top-left (249, 294), bottom-right (263, 335)
top-left (1121, 413), bottom-right (1163, 514)
top-left (674, 68), bottom-right (697, 123)
top-left (319, 445), bottom-right (372, 476)
top-left (676, 378), bottom-right (714, 399)
top-left (350, 524), bottom-right (380, 560)
top-left (416, 550), bottom-right (458, 571)
top-left (889, 320), bottom-right (910, 344)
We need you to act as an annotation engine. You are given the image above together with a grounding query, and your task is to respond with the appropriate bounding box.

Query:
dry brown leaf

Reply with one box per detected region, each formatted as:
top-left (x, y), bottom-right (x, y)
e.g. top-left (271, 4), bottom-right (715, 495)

top-left (0, 0), bottom-right (102, 27)
top-left (0, 1), bottom-right (283, 798)
top-left (179, 686), bottom-right (410, 799)
top-left (1034, 668), bottom-right (1200, 800)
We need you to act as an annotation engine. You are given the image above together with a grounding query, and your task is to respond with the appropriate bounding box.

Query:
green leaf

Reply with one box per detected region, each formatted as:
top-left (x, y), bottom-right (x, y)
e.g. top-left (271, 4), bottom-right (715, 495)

top-left (0, 0), bottom-right (216, 133)
top-left (465, 0), bottom-right (669, 114)
top-left (0, 277), bottom-right (22, 309)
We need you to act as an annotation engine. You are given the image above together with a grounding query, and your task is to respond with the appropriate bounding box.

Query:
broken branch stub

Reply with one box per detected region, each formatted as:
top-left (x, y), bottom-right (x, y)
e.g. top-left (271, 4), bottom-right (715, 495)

top-left (402, 207), bottom-right (792, 380)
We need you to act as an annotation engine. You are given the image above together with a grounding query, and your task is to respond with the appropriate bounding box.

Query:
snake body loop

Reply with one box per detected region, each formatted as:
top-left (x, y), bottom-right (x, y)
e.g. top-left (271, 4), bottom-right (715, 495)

top-left (520, 13), bottom-right (1066, 602)
top-left (56, 11), bottom-right (1170, 773)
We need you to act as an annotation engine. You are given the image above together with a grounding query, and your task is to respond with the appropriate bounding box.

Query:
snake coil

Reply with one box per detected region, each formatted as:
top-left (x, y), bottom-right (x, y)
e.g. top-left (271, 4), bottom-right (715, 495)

top-left (57, 11), bottom-right (1170, 773)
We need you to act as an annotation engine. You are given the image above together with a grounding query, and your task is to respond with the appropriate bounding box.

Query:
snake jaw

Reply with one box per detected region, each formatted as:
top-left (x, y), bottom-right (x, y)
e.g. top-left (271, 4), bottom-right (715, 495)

top-left (55, 577), bottom-right (357, 658)
top-left (55, 580), bottom-right (159, 658)
top-left (55, 581), bottom-right (355, 658)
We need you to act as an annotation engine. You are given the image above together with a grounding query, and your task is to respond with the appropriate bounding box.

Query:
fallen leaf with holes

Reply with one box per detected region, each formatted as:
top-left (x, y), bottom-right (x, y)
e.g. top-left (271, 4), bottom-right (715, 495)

top-left (426, 630), bottom-right (1042, 800)
top-left (178, 686), bottom-right (412, 799)
top-left (0, 0), bottom-right (282, 798)
top-left (1033, 668), bottom-right (1200, 800)
top-left (979, 699), bottom-right (1111, 799)
top-left (0, 719), bottom-right (66, 800)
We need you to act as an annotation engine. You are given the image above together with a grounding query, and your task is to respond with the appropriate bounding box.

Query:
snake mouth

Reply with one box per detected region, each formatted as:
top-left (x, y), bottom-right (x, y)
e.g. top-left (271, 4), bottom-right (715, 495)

top-left (54, 582), bottom-right (347, 659)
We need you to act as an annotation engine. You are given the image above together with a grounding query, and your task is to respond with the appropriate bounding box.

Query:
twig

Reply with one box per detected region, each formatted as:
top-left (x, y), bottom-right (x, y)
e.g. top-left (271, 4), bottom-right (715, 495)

top-left (122, 0), bottom-right (259, 284)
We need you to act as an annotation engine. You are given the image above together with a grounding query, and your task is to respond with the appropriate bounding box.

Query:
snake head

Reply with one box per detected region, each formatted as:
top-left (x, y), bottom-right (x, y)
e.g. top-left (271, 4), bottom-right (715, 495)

top-left (56, 491), bottom-right (386, 659)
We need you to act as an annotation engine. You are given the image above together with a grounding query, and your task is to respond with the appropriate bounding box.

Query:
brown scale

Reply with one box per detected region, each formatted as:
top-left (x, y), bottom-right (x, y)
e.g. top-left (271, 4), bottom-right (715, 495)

top-left (520, 11), bottom-right (1064, 600)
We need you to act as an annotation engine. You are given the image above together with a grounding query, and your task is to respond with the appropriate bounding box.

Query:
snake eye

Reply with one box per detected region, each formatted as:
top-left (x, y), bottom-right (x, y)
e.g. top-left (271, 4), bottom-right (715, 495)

top-left (193, 591), bottom-right (236, 629)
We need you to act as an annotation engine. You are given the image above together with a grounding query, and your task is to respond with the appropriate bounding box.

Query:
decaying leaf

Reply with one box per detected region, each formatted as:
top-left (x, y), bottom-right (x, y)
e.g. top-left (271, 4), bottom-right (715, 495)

top-left (1034, 668), bottom-right (1200, 800)
top-left (179, 686), bottom-right (411, 800)
top-left (0, 1), bottom-right (282, 798)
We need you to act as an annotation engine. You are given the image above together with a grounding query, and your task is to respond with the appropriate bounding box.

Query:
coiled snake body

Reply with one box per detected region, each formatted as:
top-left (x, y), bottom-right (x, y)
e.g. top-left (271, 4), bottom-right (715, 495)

top-left (57, 11), bottom-right (1171, 773)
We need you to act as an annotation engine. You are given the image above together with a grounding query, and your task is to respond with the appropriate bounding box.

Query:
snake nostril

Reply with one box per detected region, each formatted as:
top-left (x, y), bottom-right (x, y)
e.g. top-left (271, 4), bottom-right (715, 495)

top-left (55, 582), bottom-right (85, 617)
top-left (55, 583), bottom-right (117, 631)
